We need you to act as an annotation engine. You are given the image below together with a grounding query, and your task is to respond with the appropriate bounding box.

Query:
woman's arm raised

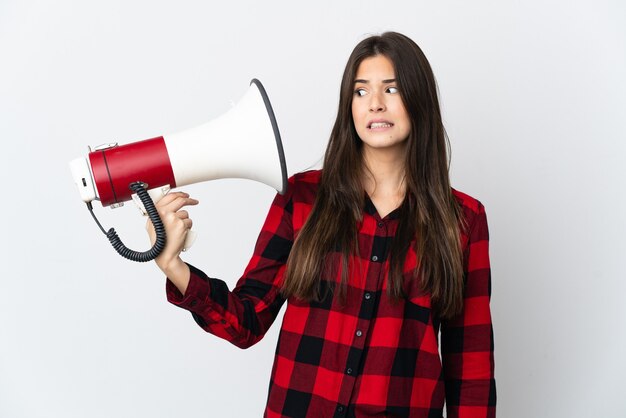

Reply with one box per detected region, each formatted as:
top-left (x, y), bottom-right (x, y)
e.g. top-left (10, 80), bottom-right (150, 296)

top-left (146, 191), bottom-right (199, 295)
top-left (147, 176), bottom-right (297, 349)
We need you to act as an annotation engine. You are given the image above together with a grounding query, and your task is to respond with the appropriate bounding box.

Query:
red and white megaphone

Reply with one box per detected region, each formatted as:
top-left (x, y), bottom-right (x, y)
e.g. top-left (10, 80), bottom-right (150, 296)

top-left (70, 79), bottom-right (287, 262)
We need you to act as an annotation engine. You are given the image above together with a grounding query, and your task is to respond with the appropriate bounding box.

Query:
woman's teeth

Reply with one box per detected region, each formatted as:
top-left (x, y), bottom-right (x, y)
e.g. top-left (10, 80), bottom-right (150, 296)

top-left (370, 122), bottom-right (392, 129)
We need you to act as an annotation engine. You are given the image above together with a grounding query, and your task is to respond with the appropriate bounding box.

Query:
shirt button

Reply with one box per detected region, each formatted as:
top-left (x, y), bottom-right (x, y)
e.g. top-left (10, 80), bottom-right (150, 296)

top-left (220, 319), bottom-right (227, 324)
top-left (377, 222), bottom-right (384, 227)
top-left (190, 300), bottom-right (197, 307)
top-left (337, 406), bottom-right (344, 413)
top-left (346, 368), bottom-right (353, 375)
top-left (356, 330), bottom-right (362, 337)
top-left (371, 255), bottom-right (378, 262)
top-left (364, 293), bottom-right (371, 300)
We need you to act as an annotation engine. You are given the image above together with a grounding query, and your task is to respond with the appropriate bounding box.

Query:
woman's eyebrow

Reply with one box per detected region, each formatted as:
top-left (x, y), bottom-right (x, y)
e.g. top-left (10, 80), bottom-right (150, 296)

top-left (354, 78), bottom-right (397, 84)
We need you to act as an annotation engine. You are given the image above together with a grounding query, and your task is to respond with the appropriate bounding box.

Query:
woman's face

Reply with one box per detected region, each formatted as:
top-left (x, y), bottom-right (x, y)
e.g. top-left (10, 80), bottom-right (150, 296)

top-left (351, 55), bottom-right (411, 156)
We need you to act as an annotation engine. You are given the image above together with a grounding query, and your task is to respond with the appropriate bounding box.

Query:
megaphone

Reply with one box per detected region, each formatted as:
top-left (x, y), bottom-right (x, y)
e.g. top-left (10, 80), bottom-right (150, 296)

top-left (70, 79), bottom-right (287, 262)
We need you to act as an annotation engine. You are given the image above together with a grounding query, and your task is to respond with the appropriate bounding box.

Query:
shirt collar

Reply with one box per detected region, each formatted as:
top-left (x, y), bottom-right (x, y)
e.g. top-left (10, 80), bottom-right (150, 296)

top-left (363, 194), bottom-right (403, 220)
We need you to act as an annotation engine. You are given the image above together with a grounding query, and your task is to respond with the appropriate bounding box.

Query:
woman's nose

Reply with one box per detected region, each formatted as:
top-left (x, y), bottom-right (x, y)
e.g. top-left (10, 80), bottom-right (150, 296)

top-left (369, 92), bottom-right (386, 112)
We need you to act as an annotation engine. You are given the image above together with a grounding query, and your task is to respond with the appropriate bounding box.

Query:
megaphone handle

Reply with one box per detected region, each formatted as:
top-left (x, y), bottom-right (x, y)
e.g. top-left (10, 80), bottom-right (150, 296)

top-left (132, 185), bottom-right (196, 252)
top-left (104, 182), bottom-right (167, 262)
top-left (183, 230), bottom-right (197, 251)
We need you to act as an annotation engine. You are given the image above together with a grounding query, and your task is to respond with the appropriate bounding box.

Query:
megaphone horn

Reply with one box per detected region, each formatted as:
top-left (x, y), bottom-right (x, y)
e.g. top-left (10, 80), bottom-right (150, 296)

top-left (70, 79), bottom-right (288, 262)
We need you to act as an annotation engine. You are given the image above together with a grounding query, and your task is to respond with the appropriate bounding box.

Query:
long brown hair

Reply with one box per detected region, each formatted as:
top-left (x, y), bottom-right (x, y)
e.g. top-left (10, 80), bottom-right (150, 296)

top-left (281, 32), bottom-right (466, 319)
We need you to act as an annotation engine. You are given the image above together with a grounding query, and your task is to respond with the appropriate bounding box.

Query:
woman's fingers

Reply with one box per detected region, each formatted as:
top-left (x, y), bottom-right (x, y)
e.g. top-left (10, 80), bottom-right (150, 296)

top-left (144, 192), bottom-right (198, 272)
top-left (157, 191), bottom-right (190, 205)
top-left (153, 192), bottom-right (198, 217)
top-left (159, 195), bottom-right (199, 214)
top-left (156, 191), bottom-right (196, 206)
top-left (146, 192), bottom-right (196, 237)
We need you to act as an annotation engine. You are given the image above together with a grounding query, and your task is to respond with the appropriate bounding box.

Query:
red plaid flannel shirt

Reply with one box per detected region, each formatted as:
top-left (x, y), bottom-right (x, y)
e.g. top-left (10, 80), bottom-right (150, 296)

top-left (166, 170), bottom-right (496, 417)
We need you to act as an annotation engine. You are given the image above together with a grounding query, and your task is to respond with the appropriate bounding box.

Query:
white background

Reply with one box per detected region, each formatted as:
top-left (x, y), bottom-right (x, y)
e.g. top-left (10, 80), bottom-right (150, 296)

top-left (1, 1), bottom-right (625, 417)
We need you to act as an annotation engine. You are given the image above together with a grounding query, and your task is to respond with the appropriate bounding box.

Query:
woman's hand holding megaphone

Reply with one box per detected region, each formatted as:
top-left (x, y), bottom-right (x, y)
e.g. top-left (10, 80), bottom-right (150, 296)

top-left (146, 191), bottom-right (199, 294)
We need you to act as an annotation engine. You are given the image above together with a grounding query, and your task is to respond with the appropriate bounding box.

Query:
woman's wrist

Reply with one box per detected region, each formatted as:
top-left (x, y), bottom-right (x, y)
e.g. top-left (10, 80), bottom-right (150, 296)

top-left (160, 255), bottom-right (184, 276)
top-left (161, 257), bottom-right (190, 295)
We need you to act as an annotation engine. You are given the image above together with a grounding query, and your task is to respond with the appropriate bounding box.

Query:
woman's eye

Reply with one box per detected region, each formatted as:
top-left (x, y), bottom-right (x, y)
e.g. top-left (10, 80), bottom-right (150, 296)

top-left (354, 88), bottom-right (367, 97)
top-left (387, 86), bottom-right (399, 94)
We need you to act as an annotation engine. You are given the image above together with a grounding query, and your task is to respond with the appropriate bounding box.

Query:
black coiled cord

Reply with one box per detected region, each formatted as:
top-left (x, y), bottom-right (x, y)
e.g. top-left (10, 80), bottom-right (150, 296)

top-left (88, 182), bottom-right (166, 262)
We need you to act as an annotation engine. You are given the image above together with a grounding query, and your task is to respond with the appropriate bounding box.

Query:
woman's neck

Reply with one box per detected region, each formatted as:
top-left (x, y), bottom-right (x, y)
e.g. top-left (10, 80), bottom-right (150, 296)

top-left (361, 147), bottom-right (406, 217)
top-left (361, 146), bottom-right (406, 197)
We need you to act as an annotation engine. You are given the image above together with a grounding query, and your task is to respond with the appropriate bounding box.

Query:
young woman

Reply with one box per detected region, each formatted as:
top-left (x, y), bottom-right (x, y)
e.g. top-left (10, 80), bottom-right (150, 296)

top-left (149, 32), bottom-right (496, 418)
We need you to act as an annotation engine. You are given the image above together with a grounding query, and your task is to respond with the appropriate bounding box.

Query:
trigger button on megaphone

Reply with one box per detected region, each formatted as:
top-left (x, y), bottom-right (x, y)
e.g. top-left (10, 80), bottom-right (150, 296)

top-left (93, 142), bottom-right (119, 151)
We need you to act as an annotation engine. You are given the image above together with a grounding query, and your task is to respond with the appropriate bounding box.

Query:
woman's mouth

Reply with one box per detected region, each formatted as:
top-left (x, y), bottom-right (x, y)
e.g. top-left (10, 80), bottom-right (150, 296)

top-left (368, 121), bottom-right (394, 129)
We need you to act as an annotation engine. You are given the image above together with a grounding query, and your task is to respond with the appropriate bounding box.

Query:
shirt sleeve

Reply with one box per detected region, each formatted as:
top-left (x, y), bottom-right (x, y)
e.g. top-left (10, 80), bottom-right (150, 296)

top-left (441, 202), bottom-right (497, 418)
top-left (164, 176), bottom-right (295, 349)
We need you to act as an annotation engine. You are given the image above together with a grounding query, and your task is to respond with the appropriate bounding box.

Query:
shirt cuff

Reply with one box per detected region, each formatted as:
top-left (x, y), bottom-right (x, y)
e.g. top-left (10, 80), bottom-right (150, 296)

top-left (165, 263), bottom-right (212, 310)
